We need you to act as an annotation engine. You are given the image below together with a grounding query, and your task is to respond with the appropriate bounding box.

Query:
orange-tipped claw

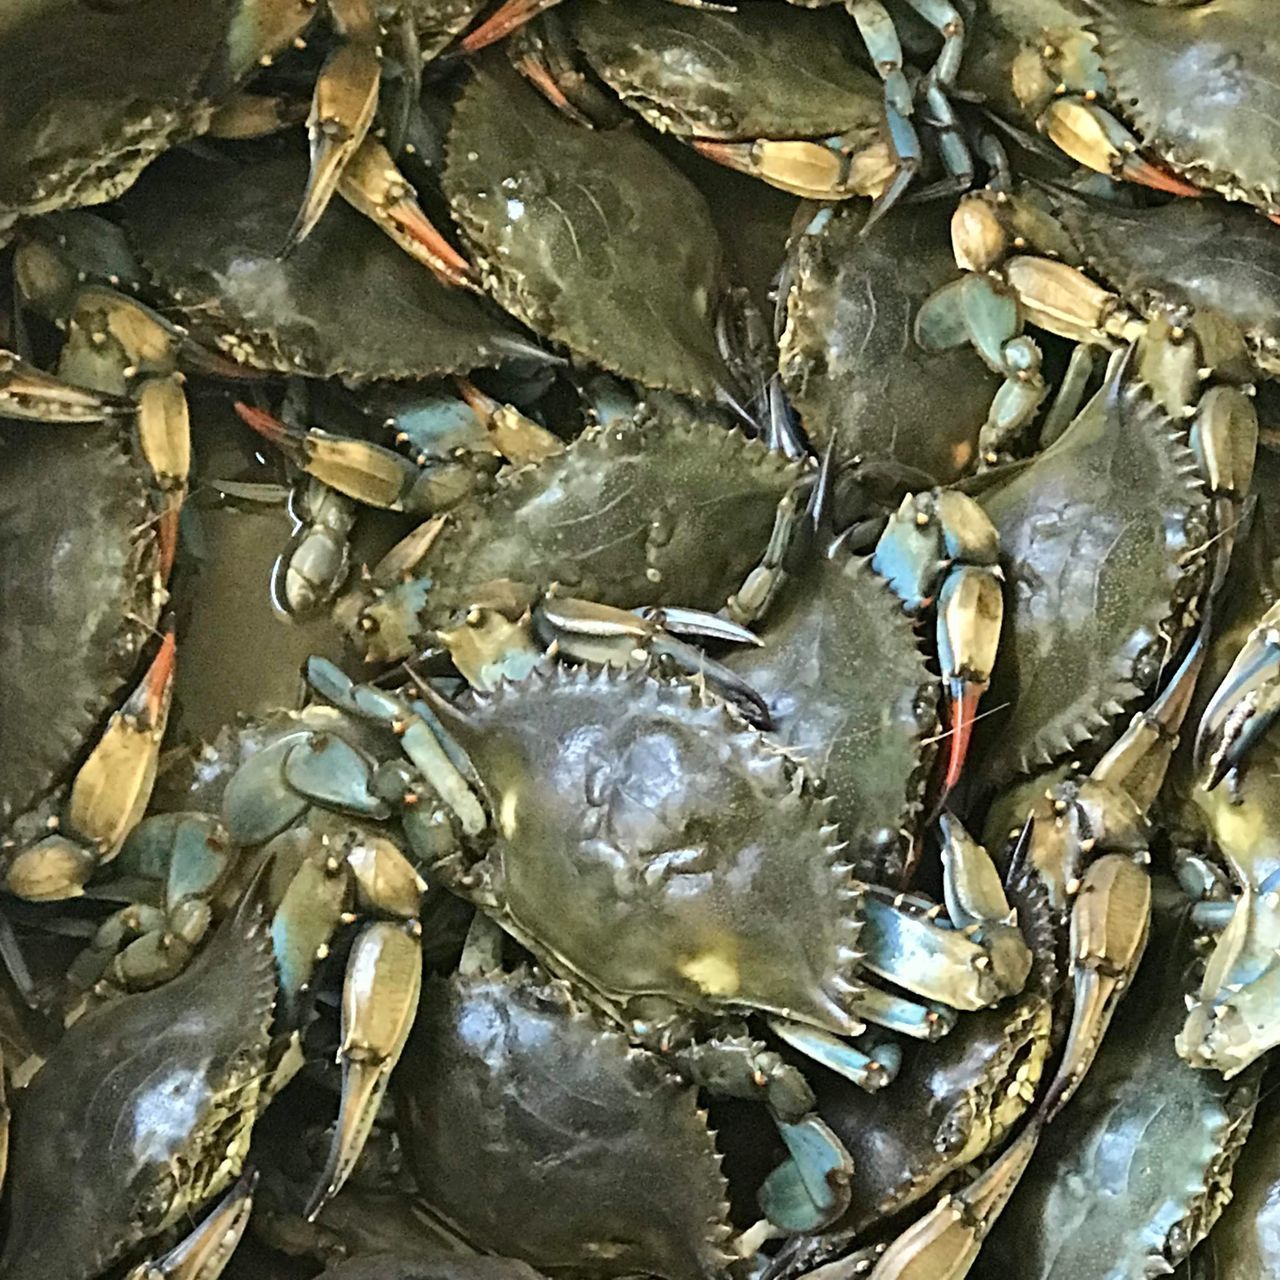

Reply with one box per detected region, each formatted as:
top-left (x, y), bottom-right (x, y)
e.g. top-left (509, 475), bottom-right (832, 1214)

top-left (940, 681), bottom-right (983, 800)
top-left (157, 500), bottom-right (181, 583)
top-left (234, 401), bottom-right (291, 448)
top-left (383, 200), bottom-right (474, 290)
top-left (1118, 154), bottom-right (1204, 198)
top-left (139, 627), bottom-right (178, 729)
top-left (460, 0), bottom-right (564, 52)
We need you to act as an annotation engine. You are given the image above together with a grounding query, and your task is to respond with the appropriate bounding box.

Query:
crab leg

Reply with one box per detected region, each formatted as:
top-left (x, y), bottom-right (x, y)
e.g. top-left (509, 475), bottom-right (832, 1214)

top-left (272, 477), bottom-right (357, 617)
top-left (121, 1172), bottom-right (257, 1280)
top-left (0, 350), bottom-right (130, 422)
top-left (459, 0), bottom-right (567, 52)
top-left (284, 0), bottom-right (382, 255)
top-left (691, 133), bottom-right (900, 204)
top-left (758, 1115), bottom-right (855, 1234)
top-left (306, 920), bottom-right (422, 1218)
top-left (871, 489), bottom-right (1003, 797)
top-left (1195, 600), bottom-right (1280, 787)
top-left (338, 137), bottom-right (477, 291)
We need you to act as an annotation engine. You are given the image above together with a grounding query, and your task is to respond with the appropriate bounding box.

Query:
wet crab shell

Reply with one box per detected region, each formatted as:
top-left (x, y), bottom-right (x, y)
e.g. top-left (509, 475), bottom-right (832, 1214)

top-left (1086, 0), bottom-right (1280, 216)
top-left (722, 548), bottom-right (937, 884)
top-left (974, 356), bottom-right (1209, 789)
top-left (0, 889), bottom-right (276, 1280)
top-left (0, 0), bottom-right (280, 222)
top-left (427, 663), bottom-right (865, 1033)
top-left (1050, 194), bottom-right (1280, 379)
top-left (317, 1258), bottom-right (550, 1280)
top-left (443, 55), bottom-right (735, 399)
top-left (117, 148), bottom-right (526, 382)
top-left (571, 0), bottom-right (884, 144)
top-left (347, 411), bottom-right (806, 663)
top-left (0, 417), bottom-right (161, 833)
top-left (395, 964), bottom-right (733, 1280)
top-left (781, 198), bottom-right (1001, 486)
top-left (973, 881), bottom-right (1261, 1280)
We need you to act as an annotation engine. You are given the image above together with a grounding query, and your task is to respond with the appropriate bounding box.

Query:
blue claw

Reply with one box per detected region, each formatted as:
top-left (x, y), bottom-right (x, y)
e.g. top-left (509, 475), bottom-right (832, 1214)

top-left (222, 735), bottom-right (312, 846)
top-left (769, 1018), bottom-right (900, 1092)
top-left (284, 733), bottom-right (391, 818)
top-left (759, 1116), bottom-right (854, 1233)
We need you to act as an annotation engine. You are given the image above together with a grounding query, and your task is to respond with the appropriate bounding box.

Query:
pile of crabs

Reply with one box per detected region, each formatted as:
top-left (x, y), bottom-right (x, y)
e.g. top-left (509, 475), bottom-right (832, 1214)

top-left (7, 1), bottom-right (1280, 1278)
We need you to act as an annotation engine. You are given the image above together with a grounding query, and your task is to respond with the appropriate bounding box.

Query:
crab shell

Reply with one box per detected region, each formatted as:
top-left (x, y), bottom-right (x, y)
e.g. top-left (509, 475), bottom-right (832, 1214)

top-left (780, 200), bottom-right (1000, 483)
top-left (1203, 1092), bottom-right (1280, 1279)
top-left (0, 888), bottom-right (275, 1280)
top-left (974, 350), bottom-right (1209, 789)
top-left (443, 55), bottom-right (736, 399)
top-left (346, 412), bottom-right (806, 663)
top-left (318, 1259), bottom-right (549, 1280)
top-left (571, 0), bottom-right (883, 145)
top-left (117, 148), bottom-right (526, 382)
top-left (1048, 193), bottom-right (1280, 379)
top-left (395, 965), bottom-right (733, 1280)
top-left (426, 664), bottom-right (866, 1033)
top-left (975, 881), bottom-right (1261, 1280)
top-left (722, 544), bottom-right (937, 884)
top-left (0, 417), bottom-right (162, 835)
top-left (1083, 0), bottom-right (1280, 217)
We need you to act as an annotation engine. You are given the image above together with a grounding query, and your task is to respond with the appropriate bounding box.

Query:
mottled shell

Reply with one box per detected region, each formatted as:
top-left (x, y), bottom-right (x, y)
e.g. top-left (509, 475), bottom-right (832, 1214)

top-left (976, 884), bottom-right (1260, 1280)
top-left (350, 413), bottom-right (805, 662)
top-left (0, 894), bottom-right (275, 1280)
top-left (0, 419), bottom-right (160, 830)
top-left (395, 967), bottom-right (732, 1280)
top-left (0, 0), bottom-right (259, 220)
top-left (1203, 1097), bottom-right (1280, 1279)
top-left (397, 0), bottom-right (490, 61)
top-left (723, 550), bottom-right (936, 883)
top-left (1054, 195), bottom-right (1280, 377)
top-left (780, 200), bottom-right (999, 482)
top-left (1089, 0), bottom-right (1280, 215)
top-left (118, 150), bottom-right (523, 381)
top-left (428, 665), bottom-right (864, 1033)
top-left (319, 1259), bottom-right (547, 1280)
top-left (443, 56), bottom-right (732, 398)
top-left (975, 366), bottom-right (1208, 787)
top-left (573, 0), bottom-right (882, 141)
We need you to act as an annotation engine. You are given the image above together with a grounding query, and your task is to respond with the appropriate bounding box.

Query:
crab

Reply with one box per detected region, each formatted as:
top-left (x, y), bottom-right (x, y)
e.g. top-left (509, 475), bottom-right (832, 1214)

top-left (459, 0), bottom-right (969, 219)
top-left (442, 54), bottom-right (753, 403)
top-left (778, 198), bottom-right (1001, 482)
top-left (46, 698), bottom-right (443, 1243)
top-left (986, 0), bottom-right (1280, 221)
top-left (394, 913), bottom-right (746, 1280)
top-left (0, 312), bottom-right (189, 905)
top-left (306, 655), bottom-right (1034, 1234)
top-left (765, 817), bottom-right (1060, 1275)
top-left (974, 879), bottom-right (1262, 1280)
top-left (309, 1258), bottom-right (550, 1280)
top-left (499, 1), bottom-right (936, 218)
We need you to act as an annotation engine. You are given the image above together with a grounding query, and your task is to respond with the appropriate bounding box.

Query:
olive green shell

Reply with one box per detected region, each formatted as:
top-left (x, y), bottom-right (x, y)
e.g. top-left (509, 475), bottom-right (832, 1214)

top-left (0, 0), bottom-right (248, 218)
top-left (0, 419), bottom-right (159, 830)
top-left (427, 665), bottom-right (865, 1034)
top-left (396, 967), bottom-right (732, 1280)
top-left (1054, 194), bottom-right (1280, 378)
top-left (119, 150), bottom-right (524, 381)
top-left (1090, 0), bottom-right (1280, 214)
top-left (780, 200), bottom-right (999, 482)
top-left (0, 893), bottom-right (275, 1280)
top-left (723, 550), bottom-right (936, 883)
top-left (351, 413), bottom-right (805, 662)
top-left (975, 363), bottom-right (1208, 787)
top-left (443, 55), bottom-right (733, 398)
top-left (975, 883), bottom-right (1261, 1280)
top-left (573, 0), bottom-right (883, 141)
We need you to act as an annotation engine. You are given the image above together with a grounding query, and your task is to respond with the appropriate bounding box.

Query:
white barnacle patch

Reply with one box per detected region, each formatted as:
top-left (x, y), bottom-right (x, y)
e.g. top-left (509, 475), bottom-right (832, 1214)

top-left (678, 950), bottom-right (740, 997)
top-left (499, 786), bottom-right (519, 839)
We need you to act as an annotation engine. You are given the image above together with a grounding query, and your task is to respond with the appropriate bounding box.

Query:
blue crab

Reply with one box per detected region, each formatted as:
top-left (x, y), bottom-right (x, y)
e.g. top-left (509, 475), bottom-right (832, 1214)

top-left (306, 655), bottom-right (1033, 1234)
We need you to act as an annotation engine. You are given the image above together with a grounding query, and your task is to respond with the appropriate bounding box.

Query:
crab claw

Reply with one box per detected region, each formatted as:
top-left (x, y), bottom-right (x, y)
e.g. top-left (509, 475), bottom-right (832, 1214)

top-left (1038, 98), bottom-right (1204, 198)
top-left (1043, 854), bottom-right (1151, 1120)
top-left (234, 402), bottom-right (431, 513)
top-left (282, 0), bottom-right (381, 255)
top-left (0, 350), bottom-right (131, 423)
top-left (339, 138), bottom-right (477, 291)
top-left (459, 0), bottom-right (566, 52)
top-left (758, 1115), bottom-right (855, 1235)
top-left (690, 136), bottom-right (896, 202)
top-left (1195, 601), bottom-right (1280, 789)
top-left (935, 566), bottom-right (1003, 798)
top-left (122, 1170), bottom-right (257, 1280)
top-left (307, 921), bottom-right (422, 1219)
top-left (868, 1115), bottom-right (1042, 1280)
top-left (66, 626), bottom-right (177, 864)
